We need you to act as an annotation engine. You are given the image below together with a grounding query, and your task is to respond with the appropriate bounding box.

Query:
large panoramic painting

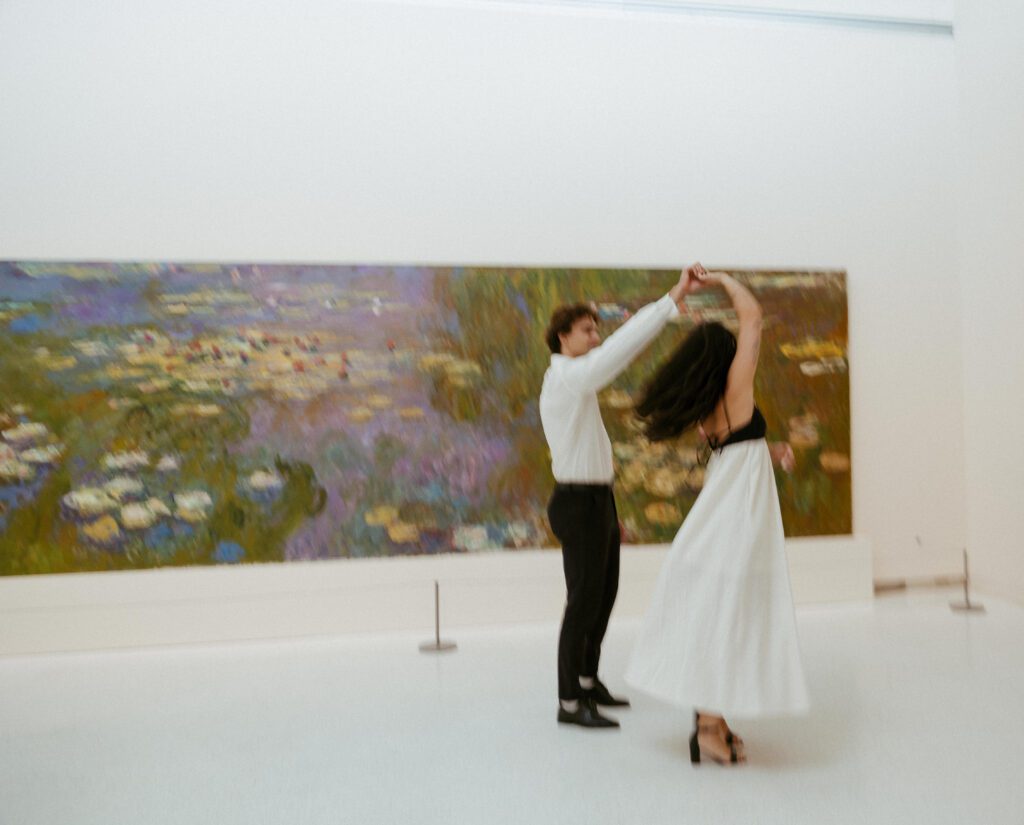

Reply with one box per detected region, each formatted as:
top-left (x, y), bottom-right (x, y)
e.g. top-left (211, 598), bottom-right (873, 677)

top-left (0, 262), bottom-right (850, 575)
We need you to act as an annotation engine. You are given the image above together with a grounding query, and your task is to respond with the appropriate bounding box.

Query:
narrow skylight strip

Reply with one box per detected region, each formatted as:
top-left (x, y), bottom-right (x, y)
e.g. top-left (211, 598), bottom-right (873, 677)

top-left (419, 0), bottom-right (954, 34)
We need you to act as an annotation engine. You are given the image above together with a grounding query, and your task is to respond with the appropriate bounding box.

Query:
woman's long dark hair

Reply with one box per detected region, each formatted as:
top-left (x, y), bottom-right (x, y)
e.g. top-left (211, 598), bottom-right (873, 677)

top-left (635, 322), bottom-right (737, 442)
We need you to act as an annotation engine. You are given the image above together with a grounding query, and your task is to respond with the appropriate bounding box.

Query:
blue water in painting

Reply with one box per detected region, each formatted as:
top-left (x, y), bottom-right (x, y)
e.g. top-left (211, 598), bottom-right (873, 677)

top-left (214, 540), bottom-right (245, 563)
top-left (9, 314), bottom-right (42, 333)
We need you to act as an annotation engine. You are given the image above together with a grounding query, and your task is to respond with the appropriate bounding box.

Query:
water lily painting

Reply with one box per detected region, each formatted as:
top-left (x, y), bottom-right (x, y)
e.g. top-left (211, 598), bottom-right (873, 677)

top-left (0, 262), bottom-right (849, 575)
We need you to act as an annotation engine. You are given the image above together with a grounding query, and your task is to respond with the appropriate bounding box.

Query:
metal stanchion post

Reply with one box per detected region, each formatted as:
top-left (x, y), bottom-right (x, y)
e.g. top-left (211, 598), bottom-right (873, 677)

top-left (420, 580), bottom-right (457, 652)
top-left (950, 549), bottom-right (985, 613)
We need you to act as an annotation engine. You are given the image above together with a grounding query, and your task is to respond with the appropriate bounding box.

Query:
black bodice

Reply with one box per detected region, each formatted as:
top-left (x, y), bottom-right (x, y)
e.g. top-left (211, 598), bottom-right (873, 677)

top-left (707, 406), bottom-right (767, 450)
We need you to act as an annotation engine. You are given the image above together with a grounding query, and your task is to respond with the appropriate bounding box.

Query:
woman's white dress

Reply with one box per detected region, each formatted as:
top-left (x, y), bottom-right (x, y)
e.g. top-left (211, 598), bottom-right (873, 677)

top-left (625, 412), bottom-right (809, 717)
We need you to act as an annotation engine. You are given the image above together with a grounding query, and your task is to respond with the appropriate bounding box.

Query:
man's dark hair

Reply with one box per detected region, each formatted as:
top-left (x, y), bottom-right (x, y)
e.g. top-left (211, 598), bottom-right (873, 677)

top-left (545, 303), bottom-right (599, 354)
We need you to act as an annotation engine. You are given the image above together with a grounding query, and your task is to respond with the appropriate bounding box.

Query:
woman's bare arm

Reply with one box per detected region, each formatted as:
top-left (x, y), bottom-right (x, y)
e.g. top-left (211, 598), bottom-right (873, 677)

top-left (699, 271), bottom-right (763, 422)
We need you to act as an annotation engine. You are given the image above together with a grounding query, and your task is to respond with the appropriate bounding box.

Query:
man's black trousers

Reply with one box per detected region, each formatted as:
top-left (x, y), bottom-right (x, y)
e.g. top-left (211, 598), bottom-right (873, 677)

top-left (547, 482), bottom-right (620, 701)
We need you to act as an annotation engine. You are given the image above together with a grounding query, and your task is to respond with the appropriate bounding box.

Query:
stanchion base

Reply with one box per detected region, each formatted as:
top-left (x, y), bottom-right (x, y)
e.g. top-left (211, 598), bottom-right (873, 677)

top-left (950, 602), bottom-right (986, 613)
top-left (419, 641), bottom-right (458, 653)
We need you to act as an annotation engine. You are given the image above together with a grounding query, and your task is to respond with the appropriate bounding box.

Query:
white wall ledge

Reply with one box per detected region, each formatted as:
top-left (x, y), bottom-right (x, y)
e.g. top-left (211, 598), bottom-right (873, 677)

top-left (0, 536), bottom-right (872, 655)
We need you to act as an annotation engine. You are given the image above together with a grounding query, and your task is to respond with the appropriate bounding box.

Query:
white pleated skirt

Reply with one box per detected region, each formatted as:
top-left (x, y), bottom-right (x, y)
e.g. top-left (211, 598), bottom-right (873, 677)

top-left (624, 439), bottom-right (809, 718)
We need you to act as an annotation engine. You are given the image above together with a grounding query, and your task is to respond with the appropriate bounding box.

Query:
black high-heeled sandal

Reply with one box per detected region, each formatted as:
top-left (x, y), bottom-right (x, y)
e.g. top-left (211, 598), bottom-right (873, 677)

top-left (722, 722), bottom-right (745, 751)
top-left (702, 713), bottom-right (745, 751)
top-left (689, 711), bottom-right (741, 765)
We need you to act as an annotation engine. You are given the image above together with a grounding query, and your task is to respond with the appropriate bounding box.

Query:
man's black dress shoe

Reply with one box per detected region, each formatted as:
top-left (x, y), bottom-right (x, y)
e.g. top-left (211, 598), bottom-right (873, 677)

top-left (557, 697), bottom-right (620, 729)
top-left (585, 678), bottom-right (631, 708)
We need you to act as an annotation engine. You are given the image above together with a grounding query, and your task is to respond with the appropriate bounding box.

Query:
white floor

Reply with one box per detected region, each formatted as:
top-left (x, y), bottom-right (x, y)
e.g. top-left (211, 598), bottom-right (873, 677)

top-left (2, 587), bottom-right (1022, 825)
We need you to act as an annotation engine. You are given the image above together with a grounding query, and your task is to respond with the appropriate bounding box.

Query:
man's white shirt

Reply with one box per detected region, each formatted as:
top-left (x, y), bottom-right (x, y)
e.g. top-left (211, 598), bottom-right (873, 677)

top-left (539, 294), bottom-right (680, 484)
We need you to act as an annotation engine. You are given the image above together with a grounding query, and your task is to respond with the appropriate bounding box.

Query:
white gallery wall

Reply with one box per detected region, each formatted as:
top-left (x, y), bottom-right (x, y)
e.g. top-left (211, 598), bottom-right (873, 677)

top-left (955, 0), bottom-right (1024, 604)
top-left (0, 0), bottom-right (968, 649)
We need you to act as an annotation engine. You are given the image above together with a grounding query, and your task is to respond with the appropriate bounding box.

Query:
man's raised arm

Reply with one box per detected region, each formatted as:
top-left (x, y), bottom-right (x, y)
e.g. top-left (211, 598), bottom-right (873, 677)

top-left (556, 264), bottom-right (703, 394)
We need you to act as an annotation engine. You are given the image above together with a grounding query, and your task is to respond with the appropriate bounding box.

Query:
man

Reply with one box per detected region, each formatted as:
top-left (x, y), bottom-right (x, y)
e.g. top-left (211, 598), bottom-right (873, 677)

top-left (540, 264), bottom-right (704, 729)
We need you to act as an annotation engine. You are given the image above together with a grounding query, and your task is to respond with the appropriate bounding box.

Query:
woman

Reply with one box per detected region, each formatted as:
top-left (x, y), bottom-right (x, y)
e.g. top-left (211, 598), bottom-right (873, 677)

top-left (624, 269), bottom-right (808, 766)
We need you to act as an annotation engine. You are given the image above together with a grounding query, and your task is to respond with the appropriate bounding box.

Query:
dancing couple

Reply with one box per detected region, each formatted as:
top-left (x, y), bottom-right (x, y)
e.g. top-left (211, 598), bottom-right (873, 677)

top-left (539, 264), bottom-right (808, 765)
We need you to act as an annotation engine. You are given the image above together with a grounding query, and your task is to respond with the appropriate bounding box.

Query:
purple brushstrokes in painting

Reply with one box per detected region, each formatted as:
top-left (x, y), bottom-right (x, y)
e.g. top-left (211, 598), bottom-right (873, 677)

top-left (55, 284), bottom-right (153, 326)
top-left (206, 265), bottom-right (511, 559)
top-left (285, 516), bottom-right (340, 561)
top-left (414, 433), bottom-right (511, 502)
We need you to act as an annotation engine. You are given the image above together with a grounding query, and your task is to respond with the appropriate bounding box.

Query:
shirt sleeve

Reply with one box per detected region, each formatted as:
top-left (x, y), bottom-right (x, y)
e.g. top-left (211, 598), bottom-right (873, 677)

top-left (557, 294), bottom-right (680, 394)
